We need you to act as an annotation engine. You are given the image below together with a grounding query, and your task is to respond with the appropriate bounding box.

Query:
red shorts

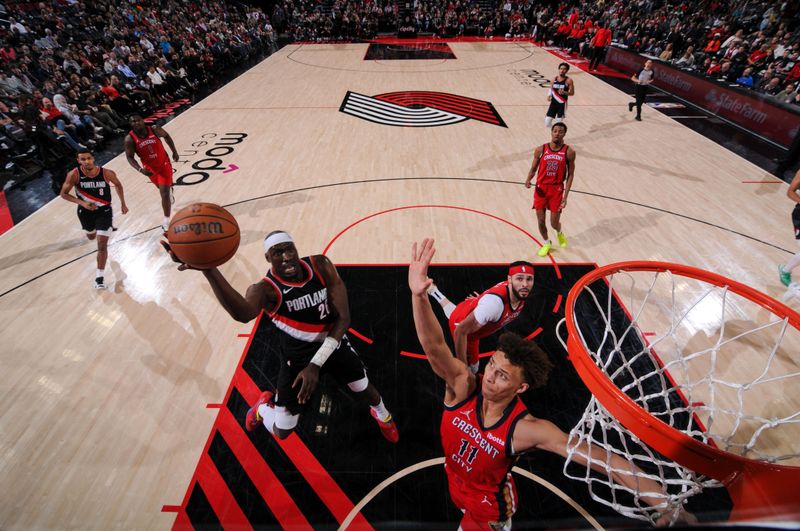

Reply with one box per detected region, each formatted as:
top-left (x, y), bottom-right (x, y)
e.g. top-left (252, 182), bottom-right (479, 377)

top-left (532, 184), bottom-right (563, 212)
top-left (448, 302), bottom-right (481, 365)
top-left (146, 162), bottom-right (173, 187)
top-left (447, 469), bottom-right (514, 530)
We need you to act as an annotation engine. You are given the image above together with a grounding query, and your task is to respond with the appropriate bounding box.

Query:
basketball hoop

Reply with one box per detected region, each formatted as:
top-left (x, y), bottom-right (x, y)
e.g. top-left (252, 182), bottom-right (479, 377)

top-left (559, 261), bottom-right (800, 524)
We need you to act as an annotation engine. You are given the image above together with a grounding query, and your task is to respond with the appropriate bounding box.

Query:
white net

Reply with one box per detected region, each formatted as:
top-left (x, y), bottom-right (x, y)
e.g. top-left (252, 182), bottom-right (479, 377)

top-left (558, 266), bottom-right (800, 525)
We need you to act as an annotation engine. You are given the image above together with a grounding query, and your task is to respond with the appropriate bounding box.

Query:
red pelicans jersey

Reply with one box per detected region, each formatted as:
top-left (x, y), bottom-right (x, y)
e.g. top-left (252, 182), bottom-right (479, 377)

top-left (75, 166), bottom-right (111, 207)
top-left (449, 281), bottom-right (525, 340)
top-left (536, 143), bottom-right (569, 187)
top-left (264, 256), bottom-right (334, 355)
top-left (129, 127), bottom-right (170, 169)
top-left (441, 387), bottom-right (530, 521)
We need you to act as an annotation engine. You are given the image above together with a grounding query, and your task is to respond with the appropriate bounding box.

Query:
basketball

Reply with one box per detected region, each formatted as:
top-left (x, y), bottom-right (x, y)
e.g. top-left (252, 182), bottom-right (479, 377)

top-left (167, 203), bottom-right (240, 269)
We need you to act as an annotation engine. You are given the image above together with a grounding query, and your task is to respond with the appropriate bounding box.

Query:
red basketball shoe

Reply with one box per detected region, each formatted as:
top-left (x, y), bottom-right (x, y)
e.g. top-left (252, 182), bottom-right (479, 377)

top-left (370, 409), bottom-right (399, 443)
top-left (245, 391), bottom-right (274, 432)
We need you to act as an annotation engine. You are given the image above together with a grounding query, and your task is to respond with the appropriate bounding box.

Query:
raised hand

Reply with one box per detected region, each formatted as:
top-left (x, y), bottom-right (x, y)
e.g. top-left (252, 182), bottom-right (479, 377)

top-left (409, 238), bottom-right (435, 296)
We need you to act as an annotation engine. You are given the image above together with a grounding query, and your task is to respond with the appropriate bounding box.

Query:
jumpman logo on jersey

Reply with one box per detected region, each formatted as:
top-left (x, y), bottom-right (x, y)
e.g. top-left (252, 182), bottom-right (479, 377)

top-left (460, 409), bottom-right (473, 421)
top-left (481, 495), bottom-right (492, 505)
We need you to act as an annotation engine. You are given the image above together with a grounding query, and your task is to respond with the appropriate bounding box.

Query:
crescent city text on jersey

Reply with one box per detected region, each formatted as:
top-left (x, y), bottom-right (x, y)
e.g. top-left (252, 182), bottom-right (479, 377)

top-left (451, 417), bottom-right (501, 458)
top-left (285, 288), bottom-right (328, 312)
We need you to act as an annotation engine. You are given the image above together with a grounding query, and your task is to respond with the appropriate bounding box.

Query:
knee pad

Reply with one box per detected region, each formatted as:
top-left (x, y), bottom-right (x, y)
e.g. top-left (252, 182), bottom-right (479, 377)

top-left (544, 116), bottom-right (553, 127)
top-left (274, 406), bottom-right (299, 430)
top-left (553, 117), bottom-right (564, 124)
top-left (347, 375), bottom-right (369, 393)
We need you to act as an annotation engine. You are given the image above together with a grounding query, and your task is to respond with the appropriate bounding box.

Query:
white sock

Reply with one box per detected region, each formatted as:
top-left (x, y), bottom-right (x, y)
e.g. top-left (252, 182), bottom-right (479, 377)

top-left (786, 252), bottom-right (800, 272)
top-left (96, 269), bottom-right (104, 278)
top-left (257, 403), bottom-right (276, 434)
top-left (370, 398), bottom-right (391, 423)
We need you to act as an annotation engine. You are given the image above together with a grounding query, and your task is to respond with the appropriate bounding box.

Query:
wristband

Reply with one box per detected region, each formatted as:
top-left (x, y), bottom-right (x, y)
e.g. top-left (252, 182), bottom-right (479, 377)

top-left (310, 336), bottom-right (339, 367)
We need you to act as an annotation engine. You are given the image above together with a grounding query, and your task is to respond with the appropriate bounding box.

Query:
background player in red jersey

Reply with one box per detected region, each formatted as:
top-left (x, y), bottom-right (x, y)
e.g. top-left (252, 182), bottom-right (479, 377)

top-left (426, 262), bottom-right (534, 374)
top-left (409, 238), bottom-right (696, 530)
top-left (124, 114), bottom-right (179, 232)
top-left (525, 122), bottom-right (576, 257)
top-left (162, 230), bottom-right (398, 443)
top-left (60, 150), bottom-right (128, 289)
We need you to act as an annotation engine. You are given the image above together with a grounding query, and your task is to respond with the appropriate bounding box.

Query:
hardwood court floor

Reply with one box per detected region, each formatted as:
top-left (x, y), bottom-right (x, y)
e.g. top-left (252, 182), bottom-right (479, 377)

top-left (0, 41), bottom-right (797, 529)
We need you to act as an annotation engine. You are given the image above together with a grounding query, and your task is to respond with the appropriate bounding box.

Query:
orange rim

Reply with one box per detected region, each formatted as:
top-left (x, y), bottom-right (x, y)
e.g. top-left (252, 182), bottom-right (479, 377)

top-left (564, 261), bottom-right (800, 519)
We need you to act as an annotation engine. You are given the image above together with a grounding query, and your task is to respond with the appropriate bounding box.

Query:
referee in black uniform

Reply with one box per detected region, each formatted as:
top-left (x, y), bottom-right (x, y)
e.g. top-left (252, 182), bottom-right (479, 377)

top-left (628, 59), bottom-right (654, 121)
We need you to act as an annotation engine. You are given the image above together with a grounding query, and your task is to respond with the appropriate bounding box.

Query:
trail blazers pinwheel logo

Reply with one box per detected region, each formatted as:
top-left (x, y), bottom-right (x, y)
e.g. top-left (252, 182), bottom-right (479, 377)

top-left (340, 91), bottom-right (507, 128)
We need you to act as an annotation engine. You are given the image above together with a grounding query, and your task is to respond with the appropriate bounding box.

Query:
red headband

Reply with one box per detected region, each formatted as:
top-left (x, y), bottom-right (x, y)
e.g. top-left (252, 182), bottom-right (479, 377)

top-left (508, 265), bottom-right (532, 277)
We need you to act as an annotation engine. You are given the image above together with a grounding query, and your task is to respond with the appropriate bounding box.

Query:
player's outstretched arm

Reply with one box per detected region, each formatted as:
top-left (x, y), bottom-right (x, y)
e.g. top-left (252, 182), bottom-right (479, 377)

top-left (452, 313), bottom-right (481, 365)
top-left (409, 239), bottom-right (473, 400)
top-left (203, 270), bottom-right (269, 323)
top-left (512, 417), bottom-right (697, 526)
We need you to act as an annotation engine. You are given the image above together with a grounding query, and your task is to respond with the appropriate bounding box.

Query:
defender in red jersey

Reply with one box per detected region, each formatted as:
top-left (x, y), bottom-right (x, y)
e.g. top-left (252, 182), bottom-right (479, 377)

top-left (60, 150), bottom-right (128, 289)
top-left (525, 122), bottom-right (576, 258)
top-left (124, 114), bottom-right (179, 232)
top-left (409, 238), bottom-right (696, 529)
top-left (426, 262), bottom-right (534, 374)
top-left (162, 231), bottom-right (398, 443)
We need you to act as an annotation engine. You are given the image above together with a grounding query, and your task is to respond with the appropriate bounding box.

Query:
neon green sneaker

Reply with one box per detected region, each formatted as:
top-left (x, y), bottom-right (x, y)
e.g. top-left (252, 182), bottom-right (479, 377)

top-left (779, 265), bottom-right (792, 287)
top-left (537, 242), bottom-right (552, 257)
top-left (557, 232), bottom-right (568, 248)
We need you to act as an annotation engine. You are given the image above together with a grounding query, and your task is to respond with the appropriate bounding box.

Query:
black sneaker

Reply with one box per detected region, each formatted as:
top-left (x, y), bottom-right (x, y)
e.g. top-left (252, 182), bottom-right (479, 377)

top-left (628, 102), bottom-right (634, 112)
top-left (94, 277), bottom-right (106, 289)
top-left (635, 115), bottom-right (642, 121)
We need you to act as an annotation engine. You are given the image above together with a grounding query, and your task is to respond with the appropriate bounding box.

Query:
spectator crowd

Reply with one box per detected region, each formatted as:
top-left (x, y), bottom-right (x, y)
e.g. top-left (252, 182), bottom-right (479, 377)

top-left (2, 0), bottom-right (799, 186)
top-left (526, 0), bottom-right (800, 106)
top-left (0, 0), bottom-right (275, 185)
top-left (269, 0), bottom-right (800, 105)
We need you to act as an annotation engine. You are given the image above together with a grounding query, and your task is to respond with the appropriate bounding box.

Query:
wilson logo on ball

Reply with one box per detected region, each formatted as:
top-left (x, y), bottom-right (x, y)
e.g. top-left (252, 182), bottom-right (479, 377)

top-left (167, 203), bottom-right (240, 269)
top-left (173, 221), bottom-right (225, 236)
top-left (339, 91), bottom-right (507, 128)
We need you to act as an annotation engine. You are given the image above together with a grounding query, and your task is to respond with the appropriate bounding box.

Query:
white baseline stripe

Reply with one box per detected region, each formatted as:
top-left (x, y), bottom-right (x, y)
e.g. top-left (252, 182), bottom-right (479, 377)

top-left (337, 457), bottom-right (604, 531)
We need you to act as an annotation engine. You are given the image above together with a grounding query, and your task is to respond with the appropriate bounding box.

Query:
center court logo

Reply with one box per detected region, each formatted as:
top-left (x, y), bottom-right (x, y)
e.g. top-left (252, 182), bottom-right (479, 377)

top-left (340, 91), bottom-right (507, 128)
